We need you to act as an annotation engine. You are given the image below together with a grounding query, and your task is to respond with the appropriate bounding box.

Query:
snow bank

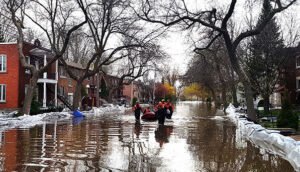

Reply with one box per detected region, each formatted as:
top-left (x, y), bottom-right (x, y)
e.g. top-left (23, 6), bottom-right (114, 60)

top-left (226, 104), bottom-right (300, 171)
top-left (92, 105), bottom-right (130, 115)
top-left (0, 112), bottom-right (71, 132)
top-left (0, 105), bottom-right (130, 132)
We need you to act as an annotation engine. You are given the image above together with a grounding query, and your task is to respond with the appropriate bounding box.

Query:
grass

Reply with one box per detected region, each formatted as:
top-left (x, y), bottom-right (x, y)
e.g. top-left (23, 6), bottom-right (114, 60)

top-left (258, 109), bottom-right (280, 117)
top-left (259, 121), bottom-right (277, 128)
top-left (259, 118), bottom-right (300, 129)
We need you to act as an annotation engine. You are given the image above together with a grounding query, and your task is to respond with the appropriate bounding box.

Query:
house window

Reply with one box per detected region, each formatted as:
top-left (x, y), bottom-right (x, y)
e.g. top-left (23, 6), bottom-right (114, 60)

top-left (297, 56), bottom-right (300, 68)
top-left (68, 78), bottom-right (72, 87)
top-left (25, 56), bottom-right (30, 74)
top-left (297, 79), bottom-right (300, 90)
top-left (60, 86), bottom-right (65, 96)
top-left (60, 66), bottom-right (67, 77)
top-left (0, 55), bottom-right (7, 72)
top-left (68, 93), bottom-right (73, 104)
top-left (0, 84), bottom-right (6, 102)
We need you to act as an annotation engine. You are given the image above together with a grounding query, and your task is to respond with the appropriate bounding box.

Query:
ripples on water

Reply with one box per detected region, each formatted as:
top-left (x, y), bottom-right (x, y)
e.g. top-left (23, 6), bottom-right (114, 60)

top-left (0, 102), bottom-right (295, 171)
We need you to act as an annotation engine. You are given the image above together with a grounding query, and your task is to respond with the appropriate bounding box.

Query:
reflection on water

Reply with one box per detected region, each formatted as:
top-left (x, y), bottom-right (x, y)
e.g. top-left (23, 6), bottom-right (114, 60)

top-left (0, 102), bottom-right (295, 171)
top-left (155, 125), bottom-right (173, 148)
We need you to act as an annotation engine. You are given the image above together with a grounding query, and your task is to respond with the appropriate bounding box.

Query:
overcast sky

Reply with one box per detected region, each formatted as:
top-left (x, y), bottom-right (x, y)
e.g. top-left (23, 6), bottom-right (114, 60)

top-left (159, 0), bottom-right (300, 74)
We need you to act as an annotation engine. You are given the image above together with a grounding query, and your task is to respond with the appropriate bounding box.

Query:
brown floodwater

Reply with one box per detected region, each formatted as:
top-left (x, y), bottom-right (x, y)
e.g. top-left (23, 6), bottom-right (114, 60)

top-left (0, 102), bottom-right (296, 171)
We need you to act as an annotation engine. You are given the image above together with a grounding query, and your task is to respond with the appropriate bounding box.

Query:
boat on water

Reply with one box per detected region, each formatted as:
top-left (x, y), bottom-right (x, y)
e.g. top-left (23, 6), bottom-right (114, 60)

top-left (141, 112), bottom-right (156, 120)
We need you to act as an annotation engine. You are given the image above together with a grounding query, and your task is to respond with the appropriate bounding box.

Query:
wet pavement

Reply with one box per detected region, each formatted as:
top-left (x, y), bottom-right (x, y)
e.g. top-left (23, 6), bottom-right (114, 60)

top-left (0, 102), bottom-right (296, 171)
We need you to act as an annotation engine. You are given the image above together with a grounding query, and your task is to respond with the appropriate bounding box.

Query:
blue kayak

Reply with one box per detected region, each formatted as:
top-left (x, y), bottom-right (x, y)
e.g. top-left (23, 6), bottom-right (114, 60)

top-left (73, 110), bottom-right (85, 117)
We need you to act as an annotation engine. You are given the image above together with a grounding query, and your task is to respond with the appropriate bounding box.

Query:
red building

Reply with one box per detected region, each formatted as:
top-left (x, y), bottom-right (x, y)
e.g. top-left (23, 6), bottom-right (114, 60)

top-left (273, 44), bottom-right (300, 105)
top-left (57, 61), bottom-right (88, 107)
top-left (0, 41), bottom-right (58, 113)
top-left (123, 81), bottom-right (142, 103)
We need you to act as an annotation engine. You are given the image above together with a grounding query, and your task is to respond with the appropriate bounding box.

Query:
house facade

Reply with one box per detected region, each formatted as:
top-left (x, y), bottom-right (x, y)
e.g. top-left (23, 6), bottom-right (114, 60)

top-left (57, 61), bottom-right (88, 108)
top-left (272, 44), bottom-right (300, 106)
top-left (123, 81), bottom-right (142, 103)
top-left (0, 42), bottom-right (58, 112)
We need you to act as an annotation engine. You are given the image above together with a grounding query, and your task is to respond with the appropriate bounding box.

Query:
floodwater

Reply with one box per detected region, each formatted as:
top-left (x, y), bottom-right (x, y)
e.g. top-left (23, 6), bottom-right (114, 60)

top-left (0, 102), bottom-right (296, 172)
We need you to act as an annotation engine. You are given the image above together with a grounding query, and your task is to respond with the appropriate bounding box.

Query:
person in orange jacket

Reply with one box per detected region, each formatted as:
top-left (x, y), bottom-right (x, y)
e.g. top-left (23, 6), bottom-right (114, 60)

top-left (155, 102), bottom-right (166, 125)
top-left (165, 100), bottom-right (174, 119)
top-left (143, 107), bottom-right (150, 114)
top-left (133, 102), bottom-right (143, 121)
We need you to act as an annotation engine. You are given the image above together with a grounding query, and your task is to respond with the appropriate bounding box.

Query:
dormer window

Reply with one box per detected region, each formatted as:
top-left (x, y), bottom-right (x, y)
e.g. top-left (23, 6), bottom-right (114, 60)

top-left (0, 54), bottom-right (6, 73)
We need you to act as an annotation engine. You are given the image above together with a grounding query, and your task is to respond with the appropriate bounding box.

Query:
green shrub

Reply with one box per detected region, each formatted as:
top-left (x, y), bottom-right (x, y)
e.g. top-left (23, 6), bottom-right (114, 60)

top-left (30, 93), bottom-right (42, 115)
top-left (132, 97), bottom-right (138, 107)
top-left (277, 91), bottom-right (299, 129)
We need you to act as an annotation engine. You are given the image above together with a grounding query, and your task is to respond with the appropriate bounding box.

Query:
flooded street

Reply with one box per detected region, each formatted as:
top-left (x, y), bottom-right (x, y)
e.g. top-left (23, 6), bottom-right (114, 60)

top-left (0, 102), bottom-right (295, 171)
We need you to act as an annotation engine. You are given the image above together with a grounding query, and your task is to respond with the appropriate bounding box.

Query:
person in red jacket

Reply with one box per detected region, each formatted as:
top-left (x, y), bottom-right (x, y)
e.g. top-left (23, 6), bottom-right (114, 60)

top-left (143, 107), bottom-right (150, 114)
top-left (155, 102), bottom-right (166, 125)
top-left (165, 100), bottom-right (174, 119)
top-left (133, 102), bottom-right (143, 121)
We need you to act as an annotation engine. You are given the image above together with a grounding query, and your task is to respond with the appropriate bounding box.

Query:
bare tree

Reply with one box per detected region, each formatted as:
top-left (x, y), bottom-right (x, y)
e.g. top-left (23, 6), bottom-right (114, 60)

top-left (107, 44), bottom-right (165, 102)
top-left (0, 2), bottom-right (17, 42)
top-left (5, 0), bottom-right (87, 114)
top-left (60, 0), bottom-right (165, 110)
top-left (136, 0), bottom-right (297, 121)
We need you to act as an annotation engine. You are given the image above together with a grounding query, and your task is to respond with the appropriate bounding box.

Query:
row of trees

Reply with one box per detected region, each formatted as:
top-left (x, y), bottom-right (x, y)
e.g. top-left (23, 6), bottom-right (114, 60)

top-left (133, 0), bottom-right (296, 121)
top-left (184, 0), bottom-right (290, 116)
top-left (1, 0), bottom-right (298, 118)
top-left (0, 0), bottom-right (167, 114)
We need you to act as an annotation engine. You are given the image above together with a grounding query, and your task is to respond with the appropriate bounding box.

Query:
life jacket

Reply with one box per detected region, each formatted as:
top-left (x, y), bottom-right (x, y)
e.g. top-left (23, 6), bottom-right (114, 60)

top-left (144, 108), bottom-right (150, 114)
top-left (165, 102), bottom-right (174, 111)
top-left (133, 104), bottom-right (143, 113)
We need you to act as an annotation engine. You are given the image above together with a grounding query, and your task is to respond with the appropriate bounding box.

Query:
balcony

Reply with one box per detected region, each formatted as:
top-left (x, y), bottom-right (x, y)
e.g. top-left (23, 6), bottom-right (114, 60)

top-left (37, 72), bottom-right (57, 84)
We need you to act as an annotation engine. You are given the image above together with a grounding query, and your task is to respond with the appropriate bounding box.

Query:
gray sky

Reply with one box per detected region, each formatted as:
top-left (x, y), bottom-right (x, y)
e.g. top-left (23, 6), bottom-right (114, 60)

top-left (159, 0), bottom-right (300, 74)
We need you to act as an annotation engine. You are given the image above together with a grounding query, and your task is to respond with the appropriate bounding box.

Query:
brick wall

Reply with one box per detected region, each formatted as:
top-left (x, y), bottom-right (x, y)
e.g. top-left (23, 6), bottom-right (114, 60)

top-left (0, 44), bottom-right (20, 109)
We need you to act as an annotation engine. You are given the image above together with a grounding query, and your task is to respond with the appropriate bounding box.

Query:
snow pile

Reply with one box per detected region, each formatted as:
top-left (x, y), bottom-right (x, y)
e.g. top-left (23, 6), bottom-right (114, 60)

top-left (0, 105), bottom-right (130, 132)
top-left (93, 105), bottom-right (131, 115)
top-left (0, 112), bottom-right (71, 132)
top-left (226, 104), bottom-right (300, 171)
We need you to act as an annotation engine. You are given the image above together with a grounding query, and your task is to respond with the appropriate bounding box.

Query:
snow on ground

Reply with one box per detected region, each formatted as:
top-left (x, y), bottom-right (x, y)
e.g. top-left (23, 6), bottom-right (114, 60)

top-left (0, 105), bottom-right (131, 133)
top-left (226, 104), bottom-right (300, 171)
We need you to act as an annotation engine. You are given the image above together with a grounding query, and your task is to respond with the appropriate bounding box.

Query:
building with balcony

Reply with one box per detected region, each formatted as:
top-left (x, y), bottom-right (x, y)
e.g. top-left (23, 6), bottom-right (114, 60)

top-left (0, 41), bottom-right (58, 112)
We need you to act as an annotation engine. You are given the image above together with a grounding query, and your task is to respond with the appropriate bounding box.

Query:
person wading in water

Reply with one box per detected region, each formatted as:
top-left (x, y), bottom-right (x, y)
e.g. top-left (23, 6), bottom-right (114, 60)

top-left (165, 99), bottom-right (174, 119)
top-left (133, 102), bottom-right (143, 121)
top-left (155, 102), bottom-right (166, 125)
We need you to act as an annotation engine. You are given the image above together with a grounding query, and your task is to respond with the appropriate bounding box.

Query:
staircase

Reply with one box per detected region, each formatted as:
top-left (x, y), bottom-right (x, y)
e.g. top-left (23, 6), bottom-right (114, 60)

top-left (46, 86), bottom-right (73, 110)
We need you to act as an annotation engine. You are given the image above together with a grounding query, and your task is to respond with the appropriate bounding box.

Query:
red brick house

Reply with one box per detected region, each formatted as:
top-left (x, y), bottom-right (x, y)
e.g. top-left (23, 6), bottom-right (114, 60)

top-left (0, 42), bottom-right (58, 112)
top-left (273, 44), bottom-right (300, 105)
top-left (123, 81), bottom-right (142, 103)
top-left (57, 61), bottom-right (88, 107)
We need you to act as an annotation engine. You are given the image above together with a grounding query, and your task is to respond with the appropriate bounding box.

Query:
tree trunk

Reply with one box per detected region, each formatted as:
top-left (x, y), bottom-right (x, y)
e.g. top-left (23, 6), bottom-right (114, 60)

top-left (243, 82), bottom-right (256, 121)
top-left (263, 95), bottom-right (270, 116)
top-left (223, 33), bottom-right (256, 121)
top-left (222, 86), bottom-right (227, 111)
top-left (231, 85), bottom-right (238, 108)
top-left (73, 82), bottom-right (82, 110)
top-left (108, 88), bottom-right (116, 103)
top-left (21, 73), bottom-right (39, 115)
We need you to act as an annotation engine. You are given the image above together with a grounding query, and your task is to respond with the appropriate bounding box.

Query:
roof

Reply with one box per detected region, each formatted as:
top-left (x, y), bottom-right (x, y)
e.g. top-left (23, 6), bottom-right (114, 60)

top-left (29, 48), bottom-right (53, 57)
top-left (66, 61), bottom-right (85, 70)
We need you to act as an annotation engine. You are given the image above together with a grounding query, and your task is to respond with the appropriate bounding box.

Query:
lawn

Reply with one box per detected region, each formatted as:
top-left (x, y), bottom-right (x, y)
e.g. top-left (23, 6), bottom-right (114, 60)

top-left (259, 119), bottom-right (300, 129)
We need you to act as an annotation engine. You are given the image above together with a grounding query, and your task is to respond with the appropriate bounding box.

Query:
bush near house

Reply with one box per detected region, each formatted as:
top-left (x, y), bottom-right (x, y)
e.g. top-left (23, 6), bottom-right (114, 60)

top-left (277, 91), bottom-right (299, 130)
